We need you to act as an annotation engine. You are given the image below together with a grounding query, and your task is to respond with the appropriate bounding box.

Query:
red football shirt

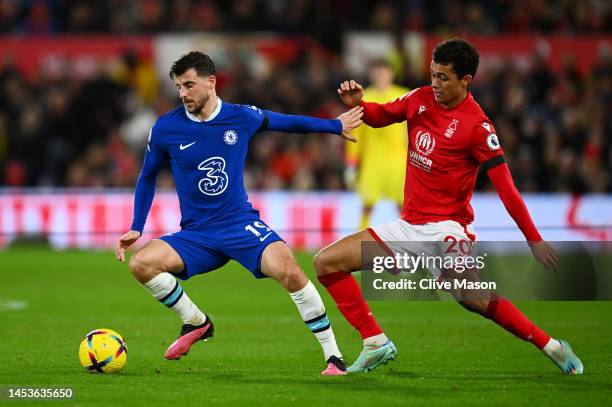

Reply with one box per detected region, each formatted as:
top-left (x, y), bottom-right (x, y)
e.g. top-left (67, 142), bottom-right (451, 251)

top-left (360, 86), bottom-right (504, 225)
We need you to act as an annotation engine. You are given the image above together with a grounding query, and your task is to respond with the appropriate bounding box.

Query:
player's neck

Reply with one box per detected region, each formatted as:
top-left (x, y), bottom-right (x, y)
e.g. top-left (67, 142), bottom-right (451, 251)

top-left (438, 90), bottom-right (468, 110)
top-left (194, 94), bottom-right (219, 121)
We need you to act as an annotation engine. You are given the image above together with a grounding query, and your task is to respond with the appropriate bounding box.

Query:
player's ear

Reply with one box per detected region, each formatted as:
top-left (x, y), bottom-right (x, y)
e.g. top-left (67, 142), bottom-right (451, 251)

top-left (207, 75), bottom-right (216, 89)
top-left (462, 74), bottom-right (473, 87)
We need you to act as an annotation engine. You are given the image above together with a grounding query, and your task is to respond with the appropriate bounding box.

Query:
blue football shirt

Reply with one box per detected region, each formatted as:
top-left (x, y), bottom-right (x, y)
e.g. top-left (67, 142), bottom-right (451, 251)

top-left (131, 98), bottom-right (342, 233)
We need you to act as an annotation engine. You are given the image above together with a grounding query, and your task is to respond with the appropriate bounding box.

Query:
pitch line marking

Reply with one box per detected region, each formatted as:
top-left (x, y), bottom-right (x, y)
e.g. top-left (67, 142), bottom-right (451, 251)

top-left (0, 298), bottom-right (28, 311)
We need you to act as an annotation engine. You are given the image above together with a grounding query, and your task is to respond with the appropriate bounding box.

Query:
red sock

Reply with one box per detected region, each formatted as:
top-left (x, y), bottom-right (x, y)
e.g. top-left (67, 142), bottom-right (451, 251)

top-left (484, 294), bottom-right (550, 349)
top-left (318, 272), bottom-right (383, 339)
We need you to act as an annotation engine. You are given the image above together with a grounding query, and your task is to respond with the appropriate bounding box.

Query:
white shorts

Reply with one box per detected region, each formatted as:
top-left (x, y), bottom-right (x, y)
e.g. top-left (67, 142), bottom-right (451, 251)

top-left (368, 219), bottom-right (477, 279)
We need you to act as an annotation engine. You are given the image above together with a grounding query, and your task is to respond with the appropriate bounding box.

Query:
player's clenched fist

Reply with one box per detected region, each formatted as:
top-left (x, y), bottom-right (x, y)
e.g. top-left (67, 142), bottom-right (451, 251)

top-left (337, 106), bottom-right (363, 142)
top-left (115, 230), bottom-right (141, 262)
top-left (337, 80), bottom-right (364, 107)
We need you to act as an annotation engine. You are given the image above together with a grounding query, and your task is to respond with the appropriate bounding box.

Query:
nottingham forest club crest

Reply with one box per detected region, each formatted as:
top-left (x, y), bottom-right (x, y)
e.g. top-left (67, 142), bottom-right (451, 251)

top-left (445, 119), bottom-right (459, 138)
top-left (223, 130), bottom-right (238, 145)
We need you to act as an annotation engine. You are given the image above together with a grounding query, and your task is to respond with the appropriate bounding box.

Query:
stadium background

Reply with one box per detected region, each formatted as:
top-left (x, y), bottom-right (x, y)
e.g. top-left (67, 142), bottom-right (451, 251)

top-left (1, 1), bottom-right (611, 406)
top-left (1, 0), bottom-right (611, 248)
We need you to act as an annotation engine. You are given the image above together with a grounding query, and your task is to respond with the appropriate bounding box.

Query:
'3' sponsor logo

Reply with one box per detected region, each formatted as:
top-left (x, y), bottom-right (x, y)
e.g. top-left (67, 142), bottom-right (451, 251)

top-left (197, 157), bottom-right (228, 196)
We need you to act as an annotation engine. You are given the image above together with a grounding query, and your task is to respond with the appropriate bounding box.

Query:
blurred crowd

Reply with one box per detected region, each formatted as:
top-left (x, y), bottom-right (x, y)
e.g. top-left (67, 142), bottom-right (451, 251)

top-left (0, 0), bottom-right (611, 193)
top-left (0, 46), bottom-right (354, 190)
top-left (472, 52), bottom-right (611, 192)
top-left (0, 1), bottom-right (610, 50)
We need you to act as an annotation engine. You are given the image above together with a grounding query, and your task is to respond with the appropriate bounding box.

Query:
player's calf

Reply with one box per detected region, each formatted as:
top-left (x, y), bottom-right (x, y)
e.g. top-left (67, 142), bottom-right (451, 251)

top-left (472, 294), bottom-right (584, 374)
top-left (314, 232), bottom-right (389, 353)
top-left (144, 272), bottom-right (207, 326)
top-left (458, 299), bottom-right (489, 314)
top-left (261, 242), bottom-right (345, 372)
top-left (128, 241), bottom-right (209, 359)
top-left (276, 264), bottom-right (307, 293)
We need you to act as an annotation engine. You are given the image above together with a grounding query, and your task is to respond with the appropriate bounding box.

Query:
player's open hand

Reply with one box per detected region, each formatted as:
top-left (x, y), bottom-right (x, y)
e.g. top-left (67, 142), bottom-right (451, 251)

top-left (529, 241), bottom-right (558, 272)
top-left (338, 80), bottom-right (364, 107)
top-left (337, 106), bottom-right (363, 142)
top-left (115, 230), bottom-right (141, 262)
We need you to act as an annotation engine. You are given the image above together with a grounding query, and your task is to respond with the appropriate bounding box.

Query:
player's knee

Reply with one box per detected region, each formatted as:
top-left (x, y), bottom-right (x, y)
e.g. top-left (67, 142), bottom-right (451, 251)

top-left (313, 249), bottom-right (333, 277)
top-left (272, 260), bottom-right (305, 291)
top-left (129, 252), bottom-right (160, 283)
top-left (261, 245), bottom-right (305, 290)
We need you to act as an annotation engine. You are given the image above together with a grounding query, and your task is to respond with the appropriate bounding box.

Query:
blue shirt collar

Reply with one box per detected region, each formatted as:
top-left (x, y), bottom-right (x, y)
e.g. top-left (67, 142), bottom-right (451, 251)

top-left (184, 97), bottom-right (222, 122)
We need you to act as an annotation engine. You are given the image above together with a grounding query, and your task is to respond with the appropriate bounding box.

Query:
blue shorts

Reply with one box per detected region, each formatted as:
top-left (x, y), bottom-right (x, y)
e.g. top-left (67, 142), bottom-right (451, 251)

top-left (158, 212), bottom-right (283, 280)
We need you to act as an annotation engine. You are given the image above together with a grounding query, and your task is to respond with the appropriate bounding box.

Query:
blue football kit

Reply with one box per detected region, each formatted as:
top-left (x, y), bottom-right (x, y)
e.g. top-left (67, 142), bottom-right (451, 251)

top-left (131, 98), bottom-right (342, 279)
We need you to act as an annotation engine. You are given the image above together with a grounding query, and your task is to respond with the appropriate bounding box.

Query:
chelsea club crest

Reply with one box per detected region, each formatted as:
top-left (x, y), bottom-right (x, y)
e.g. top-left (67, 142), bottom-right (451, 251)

top-left (223, 130), bottom-right (238, 145)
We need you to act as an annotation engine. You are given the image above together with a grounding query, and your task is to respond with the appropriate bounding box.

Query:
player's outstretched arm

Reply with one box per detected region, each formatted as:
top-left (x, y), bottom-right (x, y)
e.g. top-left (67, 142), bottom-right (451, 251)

top-left (338, 80), bottom-right (408, 128)
top-left (264, 107), bottom-right (362, 139)
top-left (487, 162), bottom-right (558, 271)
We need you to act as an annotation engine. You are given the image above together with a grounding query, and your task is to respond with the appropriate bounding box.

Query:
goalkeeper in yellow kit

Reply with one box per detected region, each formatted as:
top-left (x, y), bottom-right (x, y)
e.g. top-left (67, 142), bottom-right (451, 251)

top-left (345, 59), bottom-right (409, 230)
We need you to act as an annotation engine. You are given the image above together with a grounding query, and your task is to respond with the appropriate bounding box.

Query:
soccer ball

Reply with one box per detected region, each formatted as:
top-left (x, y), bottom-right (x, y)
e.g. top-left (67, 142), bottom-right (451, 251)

top-left (78, 329), bottom-right (128, 373)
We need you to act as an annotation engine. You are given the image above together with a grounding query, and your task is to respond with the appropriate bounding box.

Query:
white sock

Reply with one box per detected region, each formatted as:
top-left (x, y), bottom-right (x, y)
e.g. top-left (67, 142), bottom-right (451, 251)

top-left (144, 273), bottom-right (207, 326)
top-left (289, 280), bottom-right (342, 361)
top-left (364, 333), bottom-right (389, 348)
top-left (542, 338), bottom-right (562, 357)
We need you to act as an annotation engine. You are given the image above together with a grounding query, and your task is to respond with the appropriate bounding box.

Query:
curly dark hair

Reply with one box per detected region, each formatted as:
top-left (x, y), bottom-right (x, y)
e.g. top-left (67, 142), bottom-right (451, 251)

top-left (169, 51), bottom-right (216, 79)
top-left (432, 38), bottom-right (480, 79)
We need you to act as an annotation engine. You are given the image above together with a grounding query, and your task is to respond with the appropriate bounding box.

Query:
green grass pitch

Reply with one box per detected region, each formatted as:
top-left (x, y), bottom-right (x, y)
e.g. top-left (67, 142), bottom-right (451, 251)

top-left (1, 245), bottom-right (611, 406)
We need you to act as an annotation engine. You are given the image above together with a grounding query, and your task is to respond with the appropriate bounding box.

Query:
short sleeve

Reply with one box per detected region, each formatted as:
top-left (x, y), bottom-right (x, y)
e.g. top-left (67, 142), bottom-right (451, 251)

top-left (471, 120), bottom-right (504, 168)
top-left (241, 105), bottom-right (267, 135)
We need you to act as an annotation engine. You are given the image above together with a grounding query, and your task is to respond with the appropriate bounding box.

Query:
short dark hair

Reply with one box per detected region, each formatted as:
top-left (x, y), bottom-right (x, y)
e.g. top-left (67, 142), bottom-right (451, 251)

top-left (432, 38), bottom-right (479, 79)
top-left (169, 51), bottom-right (216, 79)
